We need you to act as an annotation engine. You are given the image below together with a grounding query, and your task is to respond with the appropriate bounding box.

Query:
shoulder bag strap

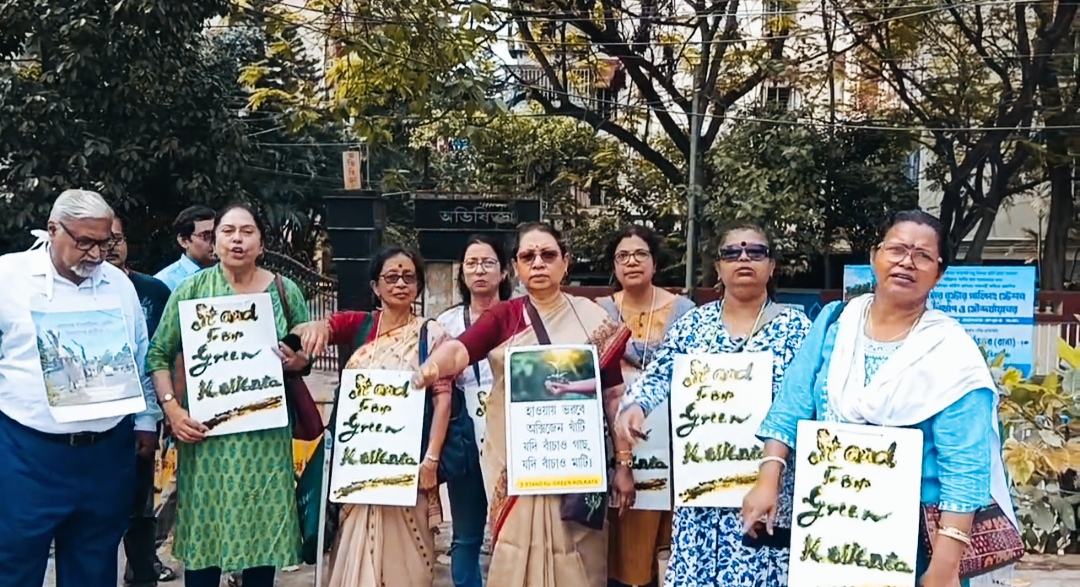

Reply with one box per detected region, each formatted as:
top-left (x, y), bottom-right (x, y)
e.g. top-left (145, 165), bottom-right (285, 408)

top-left (462, 306), bottom-right (483, 385)
top-left (524, 299), bottom-right (552, 345)
top-left (274, 275), bottom-right (294, 330)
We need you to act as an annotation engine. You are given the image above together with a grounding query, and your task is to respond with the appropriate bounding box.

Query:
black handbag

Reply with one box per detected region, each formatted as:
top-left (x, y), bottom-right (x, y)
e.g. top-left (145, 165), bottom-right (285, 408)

top-left (418, 319), bottom-right (480, 483)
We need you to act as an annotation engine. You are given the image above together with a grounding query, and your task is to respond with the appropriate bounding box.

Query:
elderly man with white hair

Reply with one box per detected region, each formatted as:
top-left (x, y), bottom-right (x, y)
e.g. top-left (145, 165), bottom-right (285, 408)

top-left (0, 189), bottom-right (161, 587)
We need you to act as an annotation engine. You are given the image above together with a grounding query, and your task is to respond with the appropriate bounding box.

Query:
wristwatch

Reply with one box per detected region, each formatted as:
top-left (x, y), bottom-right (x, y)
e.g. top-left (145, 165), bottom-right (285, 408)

top-left (161, 393), bottom-right (177, 405)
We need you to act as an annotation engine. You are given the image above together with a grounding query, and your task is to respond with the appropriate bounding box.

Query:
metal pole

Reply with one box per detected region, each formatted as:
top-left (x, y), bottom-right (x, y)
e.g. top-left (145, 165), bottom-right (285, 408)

top-left (314, 433), bottom-right (332, 587)
top-left (685, 92), bottom-right (701, 293)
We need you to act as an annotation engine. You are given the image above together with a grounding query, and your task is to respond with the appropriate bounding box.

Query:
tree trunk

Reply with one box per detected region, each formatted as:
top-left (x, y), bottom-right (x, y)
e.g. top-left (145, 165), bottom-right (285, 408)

top-left (962, 205), bottom-right (998, 264)
top-left (1042, 162), bottom-right (1073, 290)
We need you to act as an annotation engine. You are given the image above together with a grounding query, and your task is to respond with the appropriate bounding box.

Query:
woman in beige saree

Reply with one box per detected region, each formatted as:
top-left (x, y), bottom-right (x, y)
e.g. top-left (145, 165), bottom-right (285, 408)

top-left (415, 223), bottom-right (632, 587)
top-left (294, 247), bottom-right (452, 587)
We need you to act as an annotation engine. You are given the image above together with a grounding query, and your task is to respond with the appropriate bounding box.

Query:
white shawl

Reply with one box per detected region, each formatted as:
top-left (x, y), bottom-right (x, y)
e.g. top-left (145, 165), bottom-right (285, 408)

top-left (826, 293), bottom-right (1018, 529)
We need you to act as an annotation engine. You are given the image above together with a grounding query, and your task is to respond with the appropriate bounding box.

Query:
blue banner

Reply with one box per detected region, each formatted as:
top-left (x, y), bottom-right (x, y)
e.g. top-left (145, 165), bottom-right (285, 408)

top-left (843, 265), bottom-right (1036, 375)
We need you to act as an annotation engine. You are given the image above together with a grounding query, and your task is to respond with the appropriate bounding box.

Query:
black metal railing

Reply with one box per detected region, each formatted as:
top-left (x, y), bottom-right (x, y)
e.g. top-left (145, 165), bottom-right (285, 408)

top-left (262, 251), bottom-right (339, 371)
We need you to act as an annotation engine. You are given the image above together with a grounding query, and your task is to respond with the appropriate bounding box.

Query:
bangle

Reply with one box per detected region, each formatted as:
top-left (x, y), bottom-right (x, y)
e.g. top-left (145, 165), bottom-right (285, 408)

top-left (425, 454), bottom-right (439, 463)
top-left (615, 450), bottom-right (632, 457)
top-left (937, 527), bottom-right (971, 546)
top-left (759, 456), bottom-right (786, 470)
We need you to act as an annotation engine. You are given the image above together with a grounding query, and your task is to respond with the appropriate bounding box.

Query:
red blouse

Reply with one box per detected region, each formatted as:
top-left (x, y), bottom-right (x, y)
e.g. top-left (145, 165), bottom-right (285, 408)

top-left (456, 298), bottom-right (625, 388)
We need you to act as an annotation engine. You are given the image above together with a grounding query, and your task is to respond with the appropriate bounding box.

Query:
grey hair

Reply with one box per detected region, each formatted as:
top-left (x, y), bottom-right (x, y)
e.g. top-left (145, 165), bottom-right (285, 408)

top-left (48, 189), bottom-right (115, 223)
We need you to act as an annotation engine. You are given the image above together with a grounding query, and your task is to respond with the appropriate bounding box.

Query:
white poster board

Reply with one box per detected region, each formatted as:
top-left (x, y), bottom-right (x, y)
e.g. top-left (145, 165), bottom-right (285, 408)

top-left (670, 352), bottom-right (773, 508)
top-left (178, 293), bottom-right (288, 436)
top-left (506, 344), bottom-right (608, 496)
top-left (788, 421), bottom-right (924, 587)
top-left (31, 295), bottom-right (147, 423)
top-left (625, 370), bottom-right (672, 511)
top-left (329, 369), bottom-right (425, 506)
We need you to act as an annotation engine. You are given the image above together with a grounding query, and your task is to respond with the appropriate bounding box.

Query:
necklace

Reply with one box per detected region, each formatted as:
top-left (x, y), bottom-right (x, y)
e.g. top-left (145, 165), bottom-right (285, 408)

top-left (617, 287), bottom-right (657, 368)
top-left (865, 303), bottom-right (921, 343)
top-left (720, 297), bottom-right (768, 344)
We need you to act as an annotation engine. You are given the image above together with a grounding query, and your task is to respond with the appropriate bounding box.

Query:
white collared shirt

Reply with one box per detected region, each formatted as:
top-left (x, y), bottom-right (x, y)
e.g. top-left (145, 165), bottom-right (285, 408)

top-left (0, 247), bottom-right (161, 433)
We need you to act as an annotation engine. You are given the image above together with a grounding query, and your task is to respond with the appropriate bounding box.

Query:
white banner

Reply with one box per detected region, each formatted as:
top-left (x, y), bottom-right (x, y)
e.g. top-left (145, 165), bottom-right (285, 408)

top-left (178, 293), bottom-right (288, 436)
top-left (788, 421), bottom-right (923, 587)
top-left (329, 369), bottom-right (425, 506)
top-left (670, 352), bottom-right (774, 508)
top-left (625, 370), bottom-right (672, 511)
top-left (506, 345), bottom-right (608, 496)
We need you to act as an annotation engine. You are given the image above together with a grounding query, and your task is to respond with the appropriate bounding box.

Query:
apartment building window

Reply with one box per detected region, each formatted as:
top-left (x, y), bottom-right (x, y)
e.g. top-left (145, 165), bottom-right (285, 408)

top-left (764, 86), bottom-right (792, 111)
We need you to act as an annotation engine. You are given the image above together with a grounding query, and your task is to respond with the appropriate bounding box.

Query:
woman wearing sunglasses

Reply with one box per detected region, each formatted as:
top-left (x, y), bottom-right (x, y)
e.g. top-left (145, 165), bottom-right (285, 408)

top-left (292, 247), bottom-right (454, 587)
top-left (613, 222), bottom-right (811, 587)
top-left (414, 222), bottom-right (631, 587)
top-left (598, 225), bottom-right (695, 587)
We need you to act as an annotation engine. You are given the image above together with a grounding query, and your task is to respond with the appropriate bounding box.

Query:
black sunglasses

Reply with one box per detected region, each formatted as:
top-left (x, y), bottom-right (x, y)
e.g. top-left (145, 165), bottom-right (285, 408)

top-left (517, 249), bottom-right (561, 264)
top-left (718, 243), bottom-right (771, 262)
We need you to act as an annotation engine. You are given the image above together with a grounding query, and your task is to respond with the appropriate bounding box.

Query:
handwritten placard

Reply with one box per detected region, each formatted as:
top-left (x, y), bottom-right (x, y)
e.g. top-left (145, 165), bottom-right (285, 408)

top-left (788, 421), bottom-right (923, 587)
top-left (178, 293), bottom-right (287, 436)
top-left (328, 369), bottom-right (425, 506)
top-left (506, 345), bottom-right (608, 496)
top-left (670, 352), bottom-right (773, 507)
top-left (625, 371), bottom-right (672, 511)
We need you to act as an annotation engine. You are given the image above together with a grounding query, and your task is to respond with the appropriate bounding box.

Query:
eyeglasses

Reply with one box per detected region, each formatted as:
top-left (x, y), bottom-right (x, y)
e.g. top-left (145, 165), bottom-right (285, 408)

top-left (380, 273), bottom-right (418, 285)
top-left (718, 243), bottom-right (771, 262)
top-left (878, 242), bottom-right (940, 270)
top-left (517, 249), bottom-right (560, 265)
top-left (192, 230), bottom-right (215, 243)
top-left (463, 258), bottom-right (500, 272)
top-left (614, 250), bottom-right (651, 265)
top-left (111, 233), bottom-right (126, 245)
top-left (59, 222), bottom-right (117, 253)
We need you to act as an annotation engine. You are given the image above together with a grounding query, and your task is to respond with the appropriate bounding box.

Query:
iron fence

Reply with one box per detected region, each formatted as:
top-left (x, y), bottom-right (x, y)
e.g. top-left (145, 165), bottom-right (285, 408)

top-left (263, 251), bottom-right (339, 371)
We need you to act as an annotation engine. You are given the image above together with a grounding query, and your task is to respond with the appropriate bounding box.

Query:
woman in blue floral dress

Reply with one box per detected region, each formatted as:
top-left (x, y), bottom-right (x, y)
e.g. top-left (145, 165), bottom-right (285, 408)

top-left (614, 222), bottom-right (811, 587)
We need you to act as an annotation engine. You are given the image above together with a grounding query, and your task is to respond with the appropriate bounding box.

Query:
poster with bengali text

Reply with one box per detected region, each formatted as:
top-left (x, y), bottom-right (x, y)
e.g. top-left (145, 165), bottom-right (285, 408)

top-left (788, 421), bottom-right (923, 587)
top-left (506, 345), bottom-right (608, 496)
top-left (624, 369), bottom-right (672, 511)
top-left (671, 352), bottom-right (773, 508)
top-left (329, 369), bottom-right (425, 506)
top-left (178, 293), bottom-right (288, 436)
top-left (843, 265), bottom-right (1035, 375)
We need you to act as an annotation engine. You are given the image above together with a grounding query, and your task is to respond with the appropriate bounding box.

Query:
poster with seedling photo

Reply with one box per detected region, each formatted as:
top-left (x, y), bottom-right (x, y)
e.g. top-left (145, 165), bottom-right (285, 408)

top-left (505, 344), bottom-right (608, 496)
top-left (178, 293), bottom-right (288, 436)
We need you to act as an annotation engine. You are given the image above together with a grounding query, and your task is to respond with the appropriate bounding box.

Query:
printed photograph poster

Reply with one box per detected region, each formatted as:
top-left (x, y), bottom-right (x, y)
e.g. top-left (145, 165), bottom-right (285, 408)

top-left (844, 265), bottom-right (1036, 375)
top-left (329, 369), bottom-right (425, 506)
top-left (505, 344), bottom-right (608, 496)
top-left (670, 352), bottom-right (773, 508)
top-left (788, 421), bottom-right (923, 587)
top-left (31, 295), bottom-right (147, 423)
top-left (178, 293), bottom-right (288, 436)
top-left (623, 369), bottom-right (672, 511)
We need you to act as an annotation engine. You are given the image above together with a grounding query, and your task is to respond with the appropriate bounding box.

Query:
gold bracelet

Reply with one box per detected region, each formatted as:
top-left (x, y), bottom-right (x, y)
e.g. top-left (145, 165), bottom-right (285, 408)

top-left (937, 527), bottom-right (971, 546)
top-left (615, 450), bottom-right (632, 456)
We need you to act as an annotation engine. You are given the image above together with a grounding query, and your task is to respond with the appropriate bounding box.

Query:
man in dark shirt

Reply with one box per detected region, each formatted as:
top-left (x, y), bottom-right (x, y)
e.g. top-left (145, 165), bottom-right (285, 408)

top-left (106, 216), bottom-right (176, 586)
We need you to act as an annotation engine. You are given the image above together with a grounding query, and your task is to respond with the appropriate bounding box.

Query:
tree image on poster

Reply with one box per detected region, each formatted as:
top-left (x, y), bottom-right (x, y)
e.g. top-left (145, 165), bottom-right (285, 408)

top-left (505, 345), bottom-right (608, 496)
top-left (788, 421), bottom-right (923, 587)
top-left (178, 293), bottom-right (287, 436)
top-left (329, 369), bottom-right (425, 506)
top-left (670, 352), bottom-right (773, 508)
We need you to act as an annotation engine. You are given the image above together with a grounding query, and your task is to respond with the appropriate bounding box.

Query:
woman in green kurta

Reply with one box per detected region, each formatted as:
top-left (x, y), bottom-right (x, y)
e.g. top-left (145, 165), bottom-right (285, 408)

top-left (147, 204), bottom-right (308, 587)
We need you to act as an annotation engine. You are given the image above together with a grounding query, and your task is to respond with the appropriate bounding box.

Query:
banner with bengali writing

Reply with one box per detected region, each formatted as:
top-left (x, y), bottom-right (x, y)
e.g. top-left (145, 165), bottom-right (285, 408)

top-left (329, 369), bottom-right (426, 506)
top-left (670, 352), bottom-right (774, 508)
top-left (178, 293), bottom-right (288, 436)
top-left (505, 345), bottom-right (608, 496)
top-left (788, 421), bottom-right (924, 587)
